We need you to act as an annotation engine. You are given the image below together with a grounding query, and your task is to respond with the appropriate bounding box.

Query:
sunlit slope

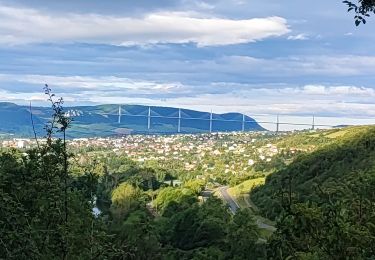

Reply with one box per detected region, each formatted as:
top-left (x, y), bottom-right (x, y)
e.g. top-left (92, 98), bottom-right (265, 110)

top-left (251, 126), bottom-right (375, 220)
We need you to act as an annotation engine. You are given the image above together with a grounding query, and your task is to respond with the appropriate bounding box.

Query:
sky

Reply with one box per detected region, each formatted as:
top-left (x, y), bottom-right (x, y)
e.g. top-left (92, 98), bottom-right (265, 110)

top-left (0, 0), bottom-right (374, 129)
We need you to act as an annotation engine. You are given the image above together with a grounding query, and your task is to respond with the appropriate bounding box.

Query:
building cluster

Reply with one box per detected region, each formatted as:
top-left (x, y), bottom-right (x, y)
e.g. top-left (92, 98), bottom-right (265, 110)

top-left (1, 138), bottom-right (34, 149)
top-left (1, 131), bottom-right (315, 178)
top-left (68, 132), bottom-right (289, 176)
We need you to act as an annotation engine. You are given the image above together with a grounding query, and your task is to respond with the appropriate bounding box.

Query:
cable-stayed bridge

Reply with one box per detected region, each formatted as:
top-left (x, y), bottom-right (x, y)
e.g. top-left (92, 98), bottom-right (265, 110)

top-left (2, 102), bottom-right (373, 139)
top-left (78, 104), bottom-right (353, 134)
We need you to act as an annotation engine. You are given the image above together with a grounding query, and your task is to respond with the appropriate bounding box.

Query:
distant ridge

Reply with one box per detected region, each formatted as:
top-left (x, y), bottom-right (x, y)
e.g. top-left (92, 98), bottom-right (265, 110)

top-left (0, 103), bottom-right (265, 138)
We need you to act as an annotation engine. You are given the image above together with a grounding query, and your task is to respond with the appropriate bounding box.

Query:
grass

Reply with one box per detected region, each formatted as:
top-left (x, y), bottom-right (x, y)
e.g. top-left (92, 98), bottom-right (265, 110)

top-left (325, 128), bottom-right (352, 139)
top-left (235, 196), bottom-right (250, 209)
top-left (259, 228), bottom-right (274, 240)
top-left (227, 177), bottom-right (265, 198)
top-left (310, 126), bottom-right (368, 140)
top-left (256, 214), bottom-right (276, 226)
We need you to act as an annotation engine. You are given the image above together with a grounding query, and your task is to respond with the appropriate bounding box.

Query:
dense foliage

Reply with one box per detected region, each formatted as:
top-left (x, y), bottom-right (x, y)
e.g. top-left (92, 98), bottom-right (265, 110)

top-left (252, 126), bottom-right (375, 259)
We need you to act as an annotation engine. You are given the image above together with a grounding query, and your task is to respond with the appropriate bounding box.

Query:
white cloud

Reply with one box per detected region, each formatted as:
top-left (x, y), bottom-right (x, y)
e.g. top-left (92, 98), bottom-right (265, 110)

top-left (222, 55), bottom-right (375, 76)
top-left (189, 1), bottom-right (215, 10)
top-left (0, 74), bottom-right (183, 94)
top-left (0, 74), bottom-right (374, 119)
top-left (287, 33), bottom-right (309, 40)
top-left (301, 85), bottom-right (375, 96)
top-left (0, 4), bottom-right (290, 46)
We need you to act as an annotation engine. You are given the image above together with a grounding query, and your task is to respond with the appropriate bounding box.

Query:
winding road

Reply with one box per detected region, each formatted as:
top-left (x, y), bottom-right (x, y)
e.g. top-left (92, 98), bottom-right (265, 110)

top-left (218, 186), bottom-right (239, 214)
top-left (218, 186), bottom-right (276, 232)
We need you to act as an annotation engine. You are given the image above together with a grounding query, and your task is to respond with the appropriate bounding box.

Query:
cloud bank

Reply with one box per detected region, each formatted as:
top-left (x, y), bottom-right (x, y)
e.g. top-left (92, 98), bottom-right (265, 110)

top-left (0, 4), bottom-right (290, 46)
top-left (0, 74), bottom-right (374, 118)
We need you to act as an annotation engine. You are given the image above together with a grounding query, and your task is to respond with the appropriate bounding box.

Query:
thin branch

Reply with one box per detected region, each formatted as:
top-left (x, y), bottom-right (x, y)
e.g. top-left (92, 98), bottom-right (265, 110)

top-left (29, 101), bottom-right (40, 150)
top-left (0, 237), bottom-right (11, 257)
top-left (43, 84), bottom-right (72, 260)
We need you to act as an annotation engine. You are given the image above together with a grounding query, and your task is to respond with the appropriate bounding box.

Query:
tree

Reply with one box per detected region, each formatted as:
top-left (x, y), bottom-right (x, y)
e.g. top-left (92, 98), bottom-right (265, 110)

top-left (183, 179), bottom-right (206, 194)
top-left (160, 196), bottom-right (230, 254)
top-left (111, 210), bottom-right (162, 260)
top-left (153, 187), bottom-right (196, 215)
top-left (111, 182), bottom-right (142, 220)
top-left (228, 209), bottom-right (261, 259)
top-left (344, 0), bottom-right (375, 25)
top-left (267, 197), bottom-right (375, 260)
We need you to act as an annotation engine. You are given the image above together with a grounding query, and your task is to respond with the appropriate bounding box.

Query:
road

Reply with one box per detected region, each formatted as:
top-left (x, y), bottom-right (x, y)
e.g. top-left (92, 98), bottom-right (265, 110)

top-left (218, 186), bottom-right (276, 232)
top-left (218, 186), bottom-right (240, 214)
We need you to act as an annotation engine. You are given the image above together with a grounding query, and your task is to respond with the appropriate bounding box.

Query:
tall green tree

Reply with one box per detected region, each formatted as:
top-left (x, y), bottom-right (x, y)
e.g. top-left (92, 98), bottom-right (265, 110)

top-left (228, 209), bottom-right (261, 260)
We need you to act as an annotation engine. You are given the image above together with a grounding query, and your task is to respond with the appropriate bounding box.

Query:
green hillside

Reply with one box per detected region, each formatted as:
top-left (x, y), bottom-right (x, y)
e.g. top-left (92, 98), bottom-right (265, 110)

top-left (249, 126), bottom-right (375, 259)
top-left (252, 126), bottom-right (375, 220)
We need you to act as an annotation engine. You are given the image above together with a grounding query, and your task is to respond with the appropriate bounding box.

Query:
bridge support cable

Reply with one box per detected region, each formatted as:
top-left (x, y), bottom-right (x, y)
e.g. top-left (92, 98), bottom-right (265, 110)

top-left (209, 110), bottom-right (213, 133)
top-left (312, 115), bottom-right (315, 130)
top-left (242, 114), bottom-right (245, 132)
top-left (177, 108), bottom-right (181, 133)
top-left (276, 115), bottom-right (280, 134)
top-left (147, 106), bottom-right (151, 130)
top-left (118, 105), bottom-right (122, 124)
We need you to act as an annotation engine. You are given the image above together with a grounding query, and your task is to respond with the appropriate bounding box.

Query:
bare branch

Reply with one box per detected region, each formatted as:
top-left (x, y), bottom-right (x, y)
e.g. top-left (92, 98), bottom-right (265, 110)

top-left (29, 101), bottom-right (40, 150)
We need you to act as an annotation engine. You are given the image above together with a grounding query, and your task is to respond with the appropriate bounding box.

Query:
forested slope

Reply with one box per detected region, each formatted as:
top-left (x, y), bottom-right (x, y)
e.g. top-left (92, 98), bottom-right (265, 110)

top-left (252, 126), bottom-right (375, 220)
top-left (251, 126), bottom-right (375, 259)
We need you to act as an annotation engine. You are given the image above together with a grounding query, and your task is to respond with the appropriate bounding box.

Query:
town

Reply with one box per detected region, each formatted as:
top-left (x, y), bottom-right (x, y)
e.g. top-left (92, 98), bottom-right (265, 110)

top-left (1, 130), bottom-right (319, 185)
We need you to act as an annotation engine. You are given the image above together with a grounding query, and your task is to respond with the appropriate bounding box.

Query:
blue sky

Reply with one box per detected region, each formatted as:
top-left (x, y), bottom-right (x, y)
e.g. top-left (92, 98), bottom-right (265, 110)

top-left (0, 0), bottom-right (374, 122)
